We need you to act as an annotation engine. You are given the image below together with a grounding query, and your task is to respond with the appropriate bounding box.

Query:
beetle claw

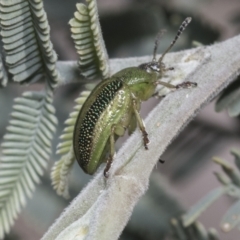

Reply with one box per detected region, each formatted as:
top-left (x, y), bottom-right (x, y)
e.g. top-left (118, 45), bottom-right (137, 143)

top-left (142, 130), bottom-right (149, 150)
top-left (104, 169), bottom-right (109, 178)
top-left (176, 81), bottom-right (197, 89)
top-left (104, 156), bottom-right (113, 178)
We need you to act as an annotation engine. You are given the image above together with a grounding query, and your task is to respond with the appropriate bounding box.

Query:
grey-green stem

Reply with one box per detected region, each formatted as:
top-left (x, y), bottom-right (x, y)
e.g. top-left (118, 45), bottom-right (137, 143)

top-left (43, 35), bottom-right (240, 240)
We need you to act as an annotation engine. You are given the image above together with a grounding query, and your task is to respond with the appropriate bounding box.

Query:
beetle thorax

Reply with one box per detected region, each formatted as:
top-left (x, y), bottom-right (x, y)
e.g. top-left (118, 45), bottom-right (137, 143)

top-left (126, 67), bottom-right (158, 101)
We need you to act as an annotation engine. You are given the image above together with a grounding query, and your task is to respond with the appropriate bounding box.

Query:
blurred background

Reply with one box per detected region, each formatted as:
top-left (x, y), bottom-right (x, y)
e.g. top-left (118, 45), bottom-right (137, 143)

top-left (1, 0), bottom-right (240, 239)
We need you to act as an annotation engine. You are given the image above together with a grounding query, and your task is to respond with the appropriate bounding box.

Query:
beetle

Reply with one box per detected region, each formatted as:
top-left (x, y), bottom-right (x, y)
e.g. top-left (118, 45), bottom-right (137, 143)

top-left (73, 17), bottom-right (197, 177)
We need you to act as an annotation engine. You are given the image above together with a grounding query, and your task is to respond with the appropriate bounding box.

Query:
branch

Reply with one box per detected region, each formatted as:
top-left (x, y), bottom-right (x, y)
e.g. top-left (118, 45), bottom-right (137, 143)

top-left (43, 35), bottom-right (240, 240)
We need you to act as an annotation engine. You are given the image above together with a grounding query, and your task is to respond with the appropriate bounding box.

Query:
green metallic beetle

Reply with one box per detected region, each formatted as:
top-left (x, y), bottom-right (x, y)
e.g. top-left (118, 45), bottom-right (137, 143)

top-left (73, 17), bottom-right (197, 177)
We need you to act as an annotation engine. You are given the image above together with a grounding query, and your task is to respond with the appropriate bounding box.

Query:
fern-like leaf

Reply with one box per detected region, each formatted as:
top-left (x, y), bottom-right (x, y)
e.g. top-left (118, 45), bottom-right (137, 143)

top-left (69, 0), bottom-right (109, 80)
top-left (51, 90), bottom-right (91, 198)
top-left (0, 0), bottom-right (60, 86)
top-left (0, 87), bottom-right (57, 238)
top-left (51, 148), bottom-right (75, 199)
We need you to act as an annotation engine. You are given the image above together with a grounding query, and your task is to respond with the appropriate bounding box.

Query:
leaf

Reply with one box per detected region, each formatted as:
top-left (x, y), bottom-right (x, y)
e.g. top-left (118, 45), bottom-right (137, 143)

top-left (0, 87), bottom-right (57, 239)
top-left (0, 0), bottom-right (60, 86)
top-left (220, 199), bottom-right (240, 232)
top-left (69, 1), bottom-right (110, 80)
top-left (208, 228), bottom-right (219, 240)
top-left (171, 218), bottom-right (219, 240)
top-left (228, 98), bottom-right (240, 117)
top-left (213, 157), bottom-right (240, 187)
top-left (192, 221), bottom-right (210, 240)
top-left (182, 187), bottom-right (226, 226)
top-left (171, 218), bottom-right (188, 240)
top-left (51, 90), bottom-right (91, 198)
top-left (51, 149), bottom-right (75, 199)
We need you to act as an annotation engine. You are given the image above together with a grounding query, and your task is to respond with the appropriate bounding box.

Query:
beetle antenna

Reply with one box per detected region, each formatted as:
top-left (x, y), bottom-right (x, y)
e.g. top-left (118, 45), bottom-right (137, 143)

top-left (152, 30), bottom-right (166, 62)
top-left (158, 17), bottom-right (192, 65)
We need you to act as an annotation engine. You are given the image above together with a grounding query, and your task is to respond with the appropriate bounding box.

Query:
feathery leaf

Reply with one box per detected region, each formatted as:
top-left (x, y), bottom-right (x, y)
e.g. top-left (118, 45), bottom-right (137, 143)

top-left (51, 90), bottom-right (91, 198)
top-left (0, 87), bottom-right (57, 238)
top-left (0, 0), bottom-right (60, 86)
top-left (69, 0), bottom-right (109, 80)
top-left (51, 148), bottom-right (75, 199)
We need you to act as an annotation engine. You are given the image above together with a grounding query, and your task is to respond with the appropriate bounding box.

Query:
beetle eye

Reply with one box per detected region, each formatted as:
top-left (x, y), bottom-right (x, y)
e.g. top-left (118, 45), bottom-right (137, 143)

top-left (150, 63), bottom-right (160, 72)
top-left (147, 62), bottom-right (160, 72)
top-left (139, 62), bottom-right (160, 73)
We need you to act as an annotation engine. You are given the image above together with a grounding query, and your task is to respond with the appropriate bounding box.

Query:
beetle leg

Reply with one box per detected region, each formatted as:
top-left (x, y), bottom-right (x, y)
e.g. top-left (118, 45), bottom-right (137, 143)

top-left (160, 63), bottom-right (174, 75)
top-left (132, 99), bottom-right (149, 150)
top-left (157, 80), bottom-right (197, 90)
top-left (104, 125), bottom-right (116, 177)
top-left (175, 81), bottom-right (198, 89)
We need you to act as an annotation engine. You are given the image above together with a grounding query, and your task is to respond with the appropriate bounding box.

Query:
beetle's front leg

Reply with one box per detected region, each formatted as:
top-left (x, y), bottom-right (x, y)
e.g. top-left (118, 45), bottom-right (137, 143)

top-left (157, 80), bottom-right (197, 90)
top-left (132, 99), bottom-right (149, 150)
top-left (152, 80), bottom-right (197, 98)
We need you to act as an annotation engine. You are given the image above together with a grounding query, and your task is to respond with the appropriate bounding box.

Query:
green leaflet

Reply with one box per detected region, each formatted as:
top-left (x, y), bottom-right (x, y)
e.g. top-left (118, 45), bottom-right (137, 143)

top-left (220, 199), bottom-right (240, 232)
top-left (51, 148), bottom-right (75, 199)
top-left (182, 187), bottom-right (226, 227)
top-left (0, 87), bottom-right (57, 238)
top-left (171, 218), bottom-right (219, 240)
top-left (51, 90), bottom-right (92, 198)
top-left (69, 1), bottom-right (110, 80)
top-left (213, 157), bottom-right (240, 188)
top-left (182, 153), bottom-right (240, 234)
top-left (0, 0), bottom-right (60, 86)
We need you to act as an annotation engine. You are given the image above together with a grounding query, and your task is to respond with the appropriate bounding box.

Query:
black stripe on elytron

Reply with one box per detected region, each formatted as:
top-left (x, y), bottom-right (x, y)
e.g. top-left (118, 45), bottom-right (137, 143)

top-left (78, 79), bottom-right (123, 166)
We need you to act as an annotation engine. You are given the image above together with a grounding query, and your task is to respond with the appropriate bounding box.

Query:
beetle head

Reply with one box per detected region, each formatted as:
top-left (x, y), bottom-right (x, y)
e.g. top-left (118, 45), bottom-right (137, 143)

top-left (138, 17), bottom-right (192, 75)
top-left (139, 61), bottom-right (161, 73)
